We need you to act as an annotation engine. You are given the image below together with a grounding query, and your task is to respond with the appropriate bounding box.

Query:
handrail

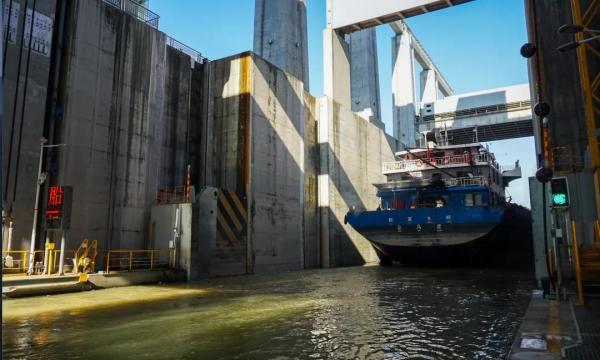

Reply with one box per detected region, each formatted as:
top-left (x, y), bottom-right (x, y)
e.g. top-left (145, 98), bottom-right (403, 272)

top-left (383, 153), bottom-right (497, 174)
top-left (105, 249), bottom-right (173, 273)
top-left (102, 0), bottom-right (159, 29)
top-left (2, 250), bottom-right (31, 275)
top-left (156, 186), bottom-right (191, 204)
top-left (166, 36), bottom-right (207, 64)
top-left (3, 250), bottom-right (78, 276)
top-left (572, 220), bottom-right (585, 305)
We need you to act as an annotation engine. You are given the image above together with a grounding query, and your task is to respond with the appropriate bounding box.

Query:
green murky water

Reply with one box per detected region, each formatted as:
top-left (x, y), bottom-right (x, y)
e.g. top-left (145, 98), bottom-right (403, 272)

top-left (2, 266), bottom-right (532, 359)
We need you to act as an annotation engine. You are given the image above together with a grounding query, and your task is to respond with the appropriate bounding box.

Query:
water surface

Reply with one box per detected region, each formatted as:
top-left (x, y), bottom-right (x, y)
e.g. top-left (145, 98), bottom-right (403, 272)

top-left (2, 266), bottom-right (532, 359)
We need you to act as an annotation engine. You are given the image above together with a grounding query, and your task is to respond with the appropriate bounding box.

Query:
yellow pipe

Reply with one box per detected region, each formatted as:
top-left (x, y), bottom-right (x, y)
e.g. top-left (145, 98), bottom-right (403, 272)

top-left (572, 220), bottom-right (585, 305)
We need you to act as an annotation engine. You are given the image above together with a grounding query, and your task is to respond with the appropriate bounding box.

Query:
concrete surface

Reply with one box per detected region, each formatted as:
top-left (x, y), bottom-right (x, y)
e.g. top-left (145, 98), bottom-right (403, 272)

top-left (392, 29), bottom-right (417, 148)
top-left (303, 92), bottom-right (320, 268)
top-left (524, 0), bottom-right (598, 237)
top-left (508, 295), bottom-right (600, 360)
top-left (528, 178), bottom-right (552, 288)
top-left (3, 0), bottom-right (58, 251)
top-left (199, 53), bottom-right (313, 274)
top-left (323, 28), bottom-right (351, 109)
top-left (3, 270), bottom-right (184, 298)
top-left (319, 97), bottom-right (397, 266)
top-left (254, 0), bottom-right (309, 90)
top-left (348, 28), bottom-right (384, 130)
top-left (4, 0), bottom-right (411, 276)
top-left (45, 0), bottom-right (196, 256)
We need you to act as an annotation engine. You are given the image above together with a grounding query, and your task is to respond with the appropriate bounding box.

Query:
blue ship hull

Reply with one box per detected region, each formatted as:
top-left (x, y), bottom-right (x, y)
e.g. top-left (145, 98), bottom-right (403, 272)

top-left (346, 206), bottom-right (506, 261)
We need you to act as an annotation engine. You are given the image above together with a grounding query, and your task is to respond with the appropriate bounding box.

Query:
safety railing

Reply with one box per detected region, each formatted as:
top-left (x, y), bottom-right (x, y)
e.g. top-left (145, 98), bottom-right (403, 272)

top-left (421, 100), bottom-right (532, 122)
top-left (382, 153), bottom-right (497, 174)
top-left (102, 0), bottom-right (159, 29)
top-left (2, 250), bottom-right (31, 276)
top-left (2, 250), bottom-right (78, 276)
top-left (156, 186), bottom-right (190, 204)
top-left (166, 36), bottom-right (206, 64)
top-left (105, 249), bottom-right (173, 273)
top-left (46, 250), bottom-right (77, 275)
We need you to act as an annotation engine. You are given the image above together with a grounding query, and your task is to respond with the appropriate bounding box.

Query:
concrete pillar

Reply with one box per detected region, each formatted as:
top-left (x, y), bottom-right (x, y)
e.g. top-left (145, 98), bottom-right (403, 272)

top-left (392, 31), bottom-right (417, 148)
top-left (254, 0), bottom-right (309, 90)
top-left (348, 28), bottom-right (384, 130)
top-left (420, 69), bottom-right (438, 105)
top-left (323, 28), bottom-right (351, 109)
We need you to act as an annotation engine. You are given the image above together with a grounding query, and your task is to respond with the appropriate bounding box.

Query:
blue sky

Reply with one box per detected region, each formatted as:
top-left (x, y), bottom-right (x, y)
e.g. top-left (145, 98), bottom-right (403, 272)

top-left (152, 0), bottom-right (535, 207)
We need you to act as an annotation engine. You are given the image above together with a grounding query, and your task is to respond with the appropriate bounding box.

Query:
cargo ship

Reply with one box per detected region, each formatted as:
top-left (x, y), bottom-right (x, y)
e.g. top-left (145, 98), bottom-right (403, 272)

top-left (345, 139), bottom-right (523, 265)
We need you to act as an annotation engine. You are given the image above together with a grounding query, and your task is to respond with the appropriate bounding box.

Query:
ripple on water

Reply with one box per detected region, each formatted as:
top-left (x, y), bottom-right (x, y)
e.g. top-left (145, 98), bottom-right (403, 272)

top-left (2, 267), bottom-right (532, 359)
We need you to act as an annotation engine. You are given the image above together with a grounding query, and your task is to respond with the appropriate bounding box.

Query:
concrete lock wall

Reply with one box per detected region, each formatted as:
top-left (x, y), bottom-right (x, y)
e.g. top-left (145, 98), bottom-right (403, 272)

top-left (201, 52), bottom-right (314, 274)
top-left (51, 0), bottom-right (195, 256)
top-left (199, 51), bottom-right (395, 273)
top-left (4, 0), bottom-right (401, 273)
top-left (3, 0), bottom-right (58, 250)
top-left (319, 97), bottom-right (397, 266)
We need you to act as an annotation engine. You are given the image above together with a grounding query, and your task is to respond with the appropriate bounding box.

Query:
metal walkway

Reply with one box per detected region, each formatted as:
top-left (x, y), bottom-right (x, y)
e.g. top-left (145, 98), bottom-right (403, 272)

top-left (565, 299), bottom-right (600, 359)
top-left (417, 83), bottom-right (533, 143)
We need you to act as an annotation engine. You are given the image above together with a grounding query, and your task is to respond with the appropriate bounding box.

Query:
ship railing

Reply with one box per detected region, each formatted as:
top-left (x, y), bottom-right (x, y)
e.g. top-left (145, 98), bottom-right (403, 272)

top-left (444, 176), bottom-right (487, 187)
top-left (382, 154), bottom-right (494, 174)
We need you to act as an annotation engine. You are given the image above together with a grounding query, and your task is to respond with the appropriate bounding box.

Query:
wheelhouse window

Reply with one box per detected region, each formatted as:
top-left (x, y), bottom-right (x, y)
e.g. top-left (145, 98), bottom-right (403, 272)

top-left (475, 193), bottom-right (483, 206)
top-left (465, 193), bottom-right (474, 207)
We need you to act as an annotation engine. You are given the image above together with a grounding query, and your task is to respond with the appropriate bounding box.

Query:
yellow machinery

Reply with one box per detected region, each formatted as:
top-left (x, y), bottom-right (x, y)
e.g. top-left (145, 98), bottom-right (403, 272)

top-left (74, 239), bottom-right (98, 273)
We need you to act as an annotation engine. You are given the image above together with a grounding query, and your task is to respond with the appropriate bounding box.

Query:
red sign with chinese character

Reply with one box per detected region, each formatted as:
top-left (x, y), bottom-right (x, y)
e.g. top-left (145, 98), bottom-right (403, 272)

top-left (45, 186), bottom-right (73, 230)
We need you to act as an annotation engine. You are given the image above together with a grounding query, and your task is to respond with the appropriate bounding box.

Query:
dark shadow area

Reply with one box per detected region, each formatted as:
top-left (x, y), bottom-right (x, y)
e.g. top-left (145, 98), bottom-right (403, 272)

top-left (391, 205), bottom-right (534, 270)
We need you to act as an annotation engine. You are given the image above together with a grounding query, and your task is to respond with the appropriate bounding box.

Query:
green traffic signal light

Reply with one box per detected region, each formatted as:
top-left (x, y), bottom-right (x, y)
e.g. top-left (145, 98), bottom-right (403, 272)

top-left (550, 177), bottom-right (570, 207)
top-left (552, 193), bottom-right (568, 206)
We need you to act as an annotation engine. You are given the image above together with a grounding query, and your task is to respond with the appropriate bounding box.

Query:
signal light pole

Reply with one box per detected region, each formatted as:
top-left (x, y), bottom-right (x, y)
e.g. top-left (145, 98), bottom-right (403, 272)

top-left (27, 139), bottom-right (67, 275)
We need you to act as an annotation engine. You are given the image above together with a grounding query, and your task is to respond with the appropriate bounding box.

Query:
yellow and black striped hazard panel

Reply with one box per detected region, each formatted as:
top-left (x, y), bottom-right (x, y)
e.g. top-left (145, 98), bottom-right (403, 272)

top-left (216, 190), bottom-right (247, 248)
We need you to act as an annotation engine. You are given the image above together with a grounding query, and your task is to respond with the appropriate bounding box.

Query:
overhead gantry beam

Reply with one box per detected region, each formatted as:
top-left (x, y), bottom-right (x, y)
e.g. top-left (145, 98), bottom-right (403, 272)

top-left (328, 0), bottom-right (474, 34)
top-left (324, 0), bottom-right (473, 132)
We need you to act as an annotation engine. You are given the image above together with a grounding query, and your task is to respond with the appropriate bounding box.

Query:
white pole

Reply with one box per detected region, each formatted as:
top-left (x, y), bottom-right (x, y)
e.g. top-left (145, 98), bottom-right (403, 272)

top-left (172, 205), bottom-right (180, 268)
top-left (4, 221), bottom-right (14, 268)
top-left (7, 221), bottom-right (13, 252)
top-left (27, 139), bottom-right (47, 275)
top-left (43, 234), bottom-right (50, 274)
top-left (58, 230), bottom-right (66, 275)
